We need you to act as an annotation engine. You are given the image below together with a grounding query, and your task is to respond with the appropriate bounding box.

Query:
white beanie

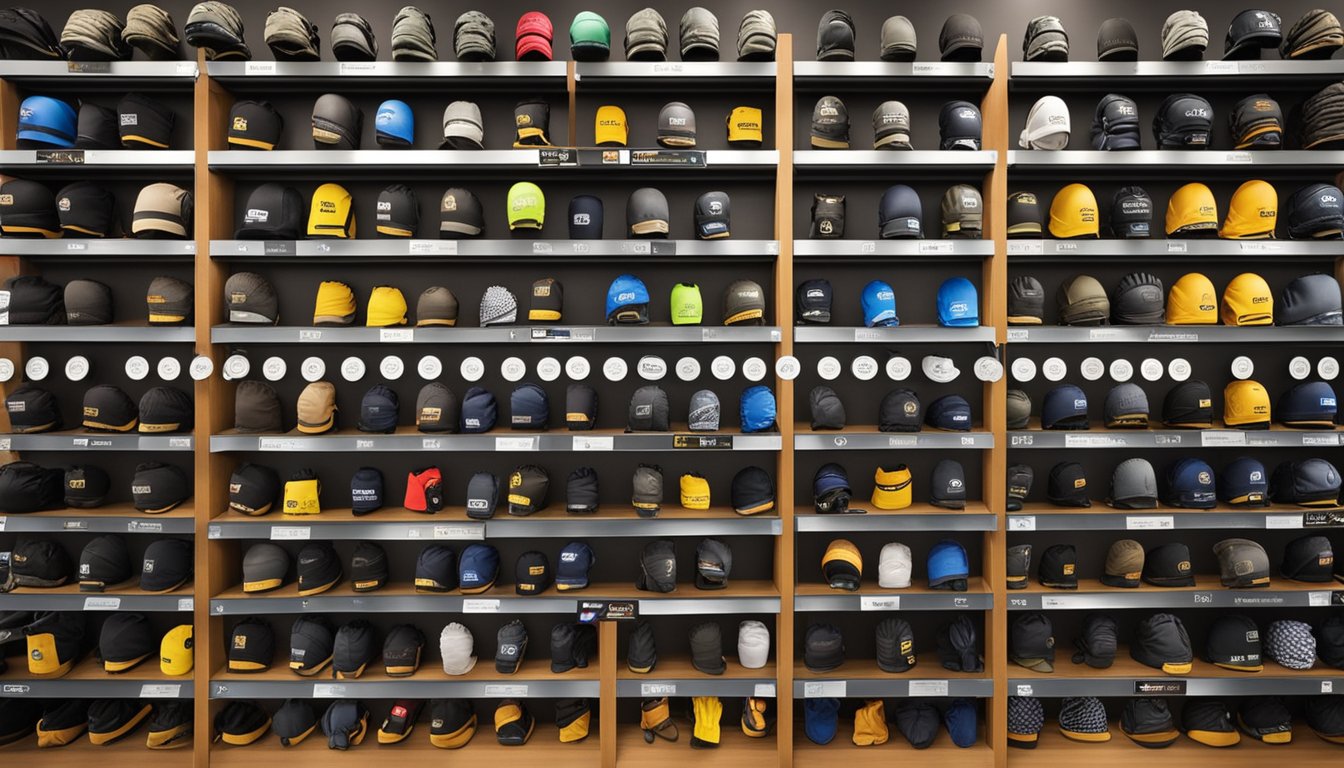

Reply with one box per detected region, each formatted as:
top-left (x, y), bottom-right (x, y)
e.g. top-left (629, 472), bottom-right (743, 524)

top-left (878, 542), bottom-right (913, 588)
top-left (737, 620), bottom-right (770, 669)
top-left (440, 622), bottom-right (477, 675)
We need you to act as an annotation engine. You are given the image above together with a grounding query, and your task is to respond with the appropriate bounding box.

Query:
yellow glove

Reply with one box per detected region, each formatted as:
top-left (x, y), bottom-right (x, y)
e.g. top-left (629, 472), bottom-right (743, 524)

top-left (639, 697), bottom-right (678, 743)
top-left (852, 699), bottom-right (888, 746)
top-left (691, 696), bottom-right (722, 749)
top-left (741, 697), bottom-right (772, 738)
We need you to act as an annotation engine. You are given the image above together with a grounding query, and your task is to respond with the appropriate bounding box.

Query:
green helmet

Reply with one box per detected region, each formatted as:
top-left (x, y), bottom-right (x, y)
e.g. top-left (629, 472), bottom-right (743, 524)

top-left (507, 182), bottom-right (545, 231)
top-left (570, 11), bottom-right (611, 61)
top-left (670, 282), bottom-right (704, 325)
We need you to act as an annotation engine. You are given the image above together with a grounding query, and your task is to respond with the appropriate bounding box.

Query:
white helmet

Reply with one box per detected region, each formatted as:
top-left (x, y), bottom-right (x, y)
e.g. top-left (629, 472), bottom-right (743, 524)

top-left (1020, 95), bottom-right (1071, 150)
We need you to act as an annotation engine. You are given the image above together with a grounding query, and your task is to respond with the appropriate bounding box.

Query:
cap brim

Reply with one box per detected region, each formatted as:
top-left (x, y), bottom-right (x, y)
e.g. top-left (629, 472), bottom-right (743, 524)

top-left (1059, 727), bottom-right (1111, 742)
top-left (1187, 729), bottom-right (1241, 747)
top-left (1012, 656), bottom-right (1054, 672)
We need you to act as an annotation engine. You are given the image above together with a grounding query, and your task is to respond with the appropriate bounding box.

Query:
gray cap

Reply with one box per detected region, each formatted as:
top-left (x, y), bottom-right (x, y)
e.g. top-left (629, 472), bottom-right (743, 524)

top-left (453, 10), bottom-right (494, 61)
top-left (737, 10), bottom-right (776, 60)
top-left (416, 286), bottom-right (459, 327)
top-left (391, 6), bottom-right (438, 61)
top-left (1162, 10), bottom-right (1209, 60)
top-left (226, 272), bottom-right (278, 324)
top-left (1007, 389), bottom-right (1032, 429)
top-left (625, 7), bottom-right (669, 60)
top-left (1007, 544), bottom-right (1031, 588)
top-left (632, 464), bottom-right (663, 515)
top-left (679, 7), bottom-right (719, 60)
top-left (880, 16), bottom-right (917, 61)
top-left (440, 101), bottom-right (484, 150)
top-left (479, 286), bottom-right (517, 327)
top-left (1105, 383), bottom-right (1149, 427)
top-left (657, 102), bottom-right (697, 148)
top-left (688, 389), bottom-right (720, 431)
top-left (1109, 458), bottom-right (1158, 509)
top-left (873, 101), bottom-right (911, 149)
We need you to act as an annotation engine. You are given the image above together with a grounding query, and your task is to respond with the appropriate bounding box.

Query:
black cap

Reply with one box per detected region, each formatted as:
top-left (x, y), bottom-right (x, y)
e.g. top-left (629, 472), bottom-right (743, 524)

top-left (1007, 544), bottom-right (1031, 589)
top-left (140, 538), bottom-right (193, 593)
top-left (235, 183), bottom-right (304, 239)
top-left (374, 184), bottom-right (419, 238)
top-left (1038, 544), bottom-right (1078, 589)
top-left (97, 611), bottom-right (155, 672)
top-left (0, 181), bottom-right (60, 239)
top-left (1098, 18), bottom-right (1139, 61)
top-left (1006, 191), bottom-right (1043, 237)
top-left (1009, 613), bottom-right (1055, 672)
top-left (228, 617), bottom-right (275, 673)
top-left (332, 620), bottom-right (376, 679)
top-left (383, 624), bottom-right (425, 677)
top-left (1046, 462), bottom-right (1090, 507)
top-left (414, 544), bottom-right (457, 593)
top-left (64, 279), bottom-right (113, 325)
top-left (465, 471), bottom-right (498, 520)
top-left (937, 614), bottom-right (982, 672)
top-left (297, 542), bottom-right (342, 596)
top-left (146, 276), bottom-right (192, 325)
top-left (1163, 380), bottom-right (1214, 427)
top-left (1238, 697), bottom-right (1292, 744)
top-left (55, 182), bottom-right (117, 238)
top-left (79, 534), bottom-right (132, 592)
top-left (1120, 698), bottom-right (1178, 748)
top-left (1111, 186), bottom-right (1154, 238)
top-left (118, 92), bottom-right (174, 149)
top-left (565, 384), bottom-right (597, 431)
top-left (213, 701), bottom-right (271, 745)
top-left (508, 464), bottom-right (550, 516)
top-left (930, 459), bottom-right (967, 509)
top-left (273, 699), bottom-right (319, 746)
top-left (415, 382), bottom-right (460, 433)
top-left (350, 467), bottom-right (384, 516)
top-left (875, 617), bottom-right (917, 672)
top-left (289, 615), bottom-right (336, 677)
top-left (803, 622), bottom-right (844, 672)
top-left (731, 466), bottom-right (775, 515)
top-left (229, 101), bottom-right (284, 151)
top-left (1143, 542), bottom-right (1195, 587)
top-left (637, 539), bottom-right (677, 593)
top-left (1071, 613), bottom-right (1118, 669)
top-left (1008, 276), bottom-right (1045, 324)
top-left (695, 538), bottom-right (732, 590)
top-left (350, 542), bottom-right (387, 593)
top-left (566, 467), bottom-right (599, 514)
top-left (234, 381), bottom-right (283, 433)
top-left (878, 388), bottom-right (922, 432)
top-left (6, 385), bottom-right (61, 434)
top-left (82, 384), bottom-right (138, 432)
top-left (77, 103), bottom-right (120, 149)
top-left (627, 620), bottom-right (657, 673)
top-left (228, 463), bottom-right (280, 516)
top-left (4, 275), bottom-right (63, 323)
top-left (796, 279), bottom-right (832, 324)
top-left (64, 464), bottom-right (110, 508)
top-left (1205, 614), bottom-right (1262, 671)
top-left (1282, 534), bottom-right (1335, 581)
top-left (138, 387), bottom-right (193, 433)
top-left (131, 461), bottom-right (189, 514)
top-left (939, 13), bottom-right (983, 62)
top-left (690, 622), bottom-right (726, 674)
top-left (87, 699), bottom-right (151, 745)
top-left (515, 551), bottom-right (552, 595)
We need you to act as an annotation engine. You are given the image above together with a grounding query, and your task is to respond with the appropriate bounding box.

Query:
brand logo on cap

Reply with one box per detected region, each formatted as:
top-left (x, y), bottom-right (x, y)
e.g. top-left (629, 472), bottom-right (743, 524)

top-left (1321, 194), bottom-right (1339, 205)
top-left (1074, 478), bottom-right (1086, 488)
top-left (572, 213), bottom-right (590, 225)
top-left (903, 401), bottom-right (917, 415)
top-left (516, 114), bottom-right (532, 126)
top-left (667, 116), bottom-right (688, 126)
top-left (464, 417), bottom-right (480, 428)
top-left (818, 106), bottom-right (839, 117)
top-left (949, 301), bottom-right (969, 314)
top-left (79, 563), bottom-right (90, 575)
top-left (1198, 471), bottom-right (1211, 484)
top-left (0, 195), bottom-right (12, 206)
top-left (121, 114), bottom-right (138, 126)
top-left (499, 643), bottom-right (519, 655)
top-left (320, 200), bottom-right (337, 213)
top-left (232, 116), bottom-right (248, 131)
top-left (1177, 560), bottom-right (1191, 572)
top-left (818, 220), bottom-right (834, 234)
top-left (377, 201), bottom-right (392, 212)
top-left (617, 291), bottom-right (636, 303)
top-left (68, 478), bottom-right (85, 489)
top-left (143, 559), bottom-right (155, 572)
top-left (708, 201), bottom-right (723, 214)
top-left (83, 406), bottom-right (99, 417)
top-left (246, 208), bottom-right (269, 223)
top-left (1184, 108), bottom-right (1209, 118)
top-left (962, 196), bottom-right (979, 209)
top-left (19, 107), bottom-right (33, 120)
top-left (467, 499), bottom-right (488, 510)
top-left (635, 404), bottom-right (652, 417)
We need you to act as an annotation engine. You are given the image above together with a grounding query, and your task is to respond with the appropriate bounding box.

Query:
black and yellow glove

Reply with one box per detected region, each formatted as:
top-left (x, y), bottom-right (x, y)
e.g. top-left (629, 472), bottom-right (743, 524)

top-left (741, 697), bottom-right (773, 738)
top-left (690, 696), bottom-right (722, 749)
top-left (639, 697), bottom-right (678, 743)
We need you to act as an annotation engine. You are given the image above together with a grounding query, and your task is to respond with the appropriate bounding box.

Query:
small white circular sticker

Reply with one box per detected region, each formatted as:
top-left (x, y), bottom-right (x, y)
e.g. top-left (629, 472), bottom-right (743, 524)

top-left (1319, 356), bottom-right (1340, 381)
top-left (189, 355), bottom-right (214, 381)
top-left (0, 358), bottom-right (14, 382)
top-left (1011, 357), bottom-right (1037, 383)
top-left (1079, 357), bottom-right (1105, 381)
top-left (973, 356), bottom-right (1004, 382)
top-left (817, 355), bottom-right (842, 381)
top-left (460, 356), bottom-right (484, 382)
top-left (380, 355), bottom-right (405, 380)
top-left (603, 356), bottom-right (628, 382)
top-left (1140, 358), bottom-right (1164, 382)
top-left (25, 357), bottom-right (50, 381)
top-left (1289, 356), bottom-right (1312, 381)
top-left (566, 356), bottom-right (591, 381)
top-left (742, 356), bottom-right (768, 382)
top-left (417, 355), bottom-right (442, 380)
top-left (1109, 359), bottom-right (1133, 382)
top-left (851, 355), bottom-right (878, 381)
top-left (775, 355), bottom-right (801, 381)
top-left (536, 357), bottom-right (561, 382)
top-left (123, 355), bottom-right (148, 381)
top-left (886, 356), bottom-right (911, 381)
top-left (301, 356), bottom-right (326, 382)
top-left (1168, 358), bottom-right (1191, 382)
top-left (262, 356), bottom-right (286, 381)
top-left (711, 355), bottom-right (736, 381)
top-left (342, 356), bottom-right (366, 382)
top-left (638, 356), bottom-right (667, 381)
top-left (676, 357), bottom-right (701, 382)
top-left (222, 354), bottom-right (249, 381)
top-left (65, 356), bottom-right (89, 382)
top-left (1230, 355), bottom-right (1254, 380)
top-left (501, 356), bottom-right (526, 382)
top-left (1041, 357), bottom-right (1066, 382)
top-left (157, 357), bottom-right (181, 381)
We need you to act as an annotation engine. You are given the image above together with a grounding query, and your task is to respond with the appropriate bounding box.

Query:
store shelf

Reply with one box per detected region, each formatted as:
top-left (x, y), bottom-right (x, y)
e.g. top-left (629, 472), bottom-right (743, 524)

top-left (1007, 576), bottom-right (1341, 611)
top-left (574, 61), bottom-right (776, 89)
top-left (1011, 59), bottom-right (1344, 89)
top-left (0, 581), bottom-right (193, 612)
top-left (795, 326), bottom-right (995, 344)
top-left (0, 150), bottom-right (193, 171)
top-left (794, 654), bottom-right (993, 698)
top-left (211, 725), bottom-right (597, 766)
top-left (619, 717), bottom-right (776, 767)
top-left (1009, 649), bottom-right (1344, 696)
top-left (1, 736), bottom-right (193, 765)
top-left (795, 504), bottom-right (997, 533)
top-left (212, 324), bottom-right (782, 345)
top-left (1008, 150), bottom-right (1344, 174)
top-left (0, 59), bottom-right (197, 83)
top-left (1015, 727), bottom-right (1341, 767)
top-left (209, 427), bottom-right (782, 453)
top-left (795, 425), bottom-right (994, 450)
top-left (0, 656), bottom-right (192, 698)
top-left (211, 580), bottom-right (781, 616)
top-left (206, 149), bottom-right (779, 176)
top-left (794, 239), bottom-right (993, 261)
top-left (1008, 503), bottom-right (1344, 531)
top-left (0, 239), bottom-right (196, 260)
top-left (794, 580), bottom-right (993, 612)
top-left (209, 657), bottom-right (599, 699)
top-left (0, 322), bottom-right (194, 343)
top-left (793, 61), bottom-right (995, 90)
top-left (793, 150), bottom-right (997, 172)
top-left (1008, 325), bottom-right (1344, 344)
top-left (0, 431), bottom-right (193, 451)
top-left (794, 729), bottom-right (993, 768)
top-left (1008, 422), bottom-right (1342, 449)
top-left (208, 506), bottom-right (780, 540)
top-left (0, 503), bottom-right (195, 534)
top-left (615, 657), bottom-right (777, 697)
top-left (206, 60), bottom-right (569, 90)
top-left (209, 238), bottom-right (780, 263)
top-left (1006, 238), bottom-right (1340, 261)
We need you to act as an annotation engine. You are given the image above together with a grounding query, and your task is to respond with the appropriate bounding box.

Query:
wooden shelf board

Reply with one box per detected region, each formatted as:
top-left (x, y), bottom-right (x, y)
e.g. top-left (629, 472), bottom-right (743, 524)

top-left (0, 734), bottom-right (192, 764)
top-left (617, 656), bottom-right (776, 680)
top-left (615, 717), bottom-right (776, 766)
top-left (794, 727), bottom-right (993, 768)
top-left (0, 654), bottom-right (186, 683)
top-left (1015, 727), bottom-right (1340, 766)
top-left (1012, 646), bottom-right (1344, 680)
top-left (212, 505), bottom-right (767, 525)
top-left (1016, 576), bottom-right (1332, 595)
top-left (214, 580), bottom-right (779, 602)
top-left (212, 653), bottom-right (599, 684)
top-left (794, 654), bottom-right (988, 681)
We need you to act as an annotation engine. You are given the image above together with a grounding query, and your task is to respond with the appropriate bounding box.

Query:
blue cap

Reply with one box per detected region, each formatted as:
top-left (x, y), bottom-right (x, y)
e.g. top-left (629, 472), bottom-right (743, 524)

top-left (928, 539), bottom-right (970, 588)
top-left (1219, 456), bottom-right (1268, 507)
top-left (606, 274), bottom-right (650, 324)
top-left (555, 541), bottom-right (595, 589)
top-left (937, 277), bottom-right (979, 327)
top-left (879, 184), bottom-right (923, 238)
top-left (740, 385), bottom-right (777, 433)
top-left (17, 96), bottom-right (77, 149)
top-left (458, 543), bottom-right (500, 591)
top-left (927, 394), bottom-right (973, 431)
top-left (1042, 384), bottom-right (1088, 430)
top-left (813, 463), bottom-right (850, 497)
top-left (1278, 380), bottom-right (1338, 427)
top-left (943, 698), bottom-right (978, 747)
top-left (861, 279), bottom-right (898, 327)
top-left (350, 467), bottom-right (384, 515)
top-left (374, 99), bottom-right (414, 147)
top-left (568, 195), bottom-right (604, 238)
top-left (358, 384), bottom-right (399, 433)
top-left (509, 382), bottom-right (550, 430)
top-left (803, 697), bottom-right (840, 745)
top-left (1165, 457), bottom-right (1217, 509)
top-left (460, 386), bottom-right (497, 433)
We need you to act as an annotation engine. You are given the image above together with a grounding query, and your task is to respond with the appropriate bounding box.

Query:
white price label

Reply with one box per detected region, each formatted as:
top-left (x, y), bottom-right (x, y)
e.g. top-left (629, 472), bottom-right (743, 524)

top-left (753, 683), bottom-right (776, 697)
top-left (1109, 359), bottom-right (1133, 382)
top-left (860, 596), bottom-right (900, 611)
top-left (262, 356), bottom-right (286, 381)
top-left (500, 356), bottom-right (526, 382)
top-left (816, 356), bottom-right (841, 381)
top-left (0, 517), bottom-right (5, 531)
top-left (189, 355), bottom-right (214, 381)
top-left (139, 684), bottom-right (181, 698)
top-left (1309, 591), bottom-right (1331, 607)
top-left (380, 328), bottom-right (413, 343)
top-left (1067, 434), bottom-right (1121, 448)
top-left (1007, 329), bottom-right (1028, 341)
top-left (908, 680), bottom-right (949, 697)
top-left (64, 356), bottom-right (89, 381)
top-left (1016, 684), bottom-right (1034, 697)
top-left (380, 355), bottom-right (405, 380)
top-left (483, 685), bottom-right (528, 697)
top-left (1265, 515), bottom-right (1303, 530)
top-left (271, 526), bottom-right (311, 540)
top-left (1167, 358), bottom-right (1191, 382)
top-left (157, 357), bottom-right (181, 381)
top-left (1324, 681), bottom-right (1335, 694)
top-left (1008, 516), bottom-right (1036, 531)
top-left (1041, 357), bottom-right (1066, 382)
top-left (463, 599), bottom-right (500, 613)
top-left (245, 61), bottom-right (276, 74)
top-left (573, 436), bottom-right (614, 451)
top-left (742, 357), bottom-right (768, 382)
top-left (1126, 516), bottom-right (1174, 530)
top-left (298, 329), bottom-right (323, 342)
top-left (850, 355), bottom-right (878, 381)
top-left (1289, 356), bottom-right (1312, 381)
top-left (676, 357), bottom-right (701, 382)
top-left (1140, 358), bottom-right (1163, 382)
top-left (803, 681), bottom-right (846, 698)
top-left (1230, 355), bottom-right (1254, 380)
top-left (603, 357), bottom-right (628, 382)
top-left (496, 436), bottom-right (537, 451)
top-left (775, 355), bottom-right (801, 381)
top-left (177, 598), bottom-right (193, 611)
top-left (301, 356), bottom-right (326, 382)
top-left (259, 438), bottom-right (301, 451)
top-left (84, 597), bottom-right (121, 610)
top-left (313, 684), bottom-right (347, 698)
top-left (1319, 356), bottom-right (1339, 381)
top-left (1080, 357), bottom-right (1105, 381)
top-left (886, 356), bottom-right (911, 381)
top-left (434, 525), bottom-right (484, 540)
top-left (24, 356), bottom-right (49, 381)
top-left (1011, 357), bottom-right (1036, 383)
top-left (710, 355), bottom-right (735, 381)
top-left (1167, 241), bottom-right (1187, 253)
top-left (1303, 433), bottom-right (1341, 447)
top-left (417, 355), bottom-right (442, 380)
top-left (459, 356), bottom-right (484, 382)
top-left (1007, 241), bottom-right (1043, 255)
top-left (641, 683), bottom-right (676, 696)
top-left (536, 357), bottom-right (561, 382)
top-left (1201, 431), bottom-right (1247, 447)
top-left (566, 356), bottom-right (591, 380)
top-left (638, 356), bottom-right (668, 381)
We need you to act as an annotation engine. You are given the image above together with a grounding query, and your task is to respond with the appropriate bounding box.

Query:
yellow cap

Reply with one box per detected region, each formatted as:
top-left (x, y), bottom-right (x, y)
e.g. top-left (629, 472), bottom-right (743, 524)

top-left (37, 718), bottom-right (86, 748)
top-left (822, 538), bottom-right (863, 587)
top-left (680, 473), bottom-right (711, 509)
top-left (283, 476), bottom-right (322, 514)
top-left (728, 106), bottom-right (763, 146)
top-left (1048, 183), bottom-right (1099, 238)
top-left (1224, 379), bottom-right (1271, 429)
top-left (296, 381), bottom-right (337, 434)
top-left (1221, 272), bottom-right (1273, 325)
top-left (307, 182), bottom-right (356, 239)
top-left (870, 465), bottom-right (913, 510)
top-left (558, 707), bottom-right (590, 743)
top-left (366, 285), bottom-right (408, 327)
top-left (429, 713), bottom-right (477, 749)
top-left (1220, 180), bottom-right (1278, 239)
top-left (1060, 724), bottom-right (1112, 742)
top-left (852, 699), bottom-right (889, 746)
top-left (161, 625), bottom-right (194, 676)
top-left (1165, 272), bottom-right (1218, 325)
top-left (313, 281), bottom-right (356, 326)
top-left (27, 632), bottom-right (73, 677)
top-left (595, 105), bottom-right (628, 146)
top-left (1187, 727), bottom-right (1241, 747)
top-left (1166, 182), bottom-right (1218, 236)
